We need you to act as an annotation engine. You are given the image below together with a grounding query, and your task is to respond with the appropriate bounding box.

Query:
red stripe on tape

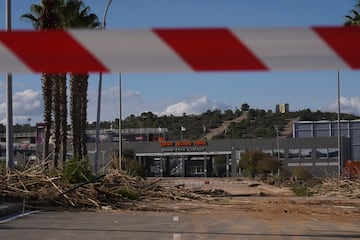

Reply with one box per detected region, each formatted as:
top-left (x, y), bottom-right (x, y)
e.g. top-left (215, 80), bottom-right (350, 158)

top-left (313, 27), bottom-right (360, 69)
top-left (0, 30), bottom-right (108, 73)
top-left (154, 28), bottom-right (268, 71)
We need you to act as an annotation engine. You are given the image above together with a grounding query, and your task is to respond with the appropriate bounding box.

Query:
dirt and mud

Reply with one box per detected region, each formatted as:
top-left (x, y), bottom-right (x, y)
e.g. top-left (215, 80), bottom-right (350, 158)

top-left (146, 177), bottom-right (360, 224)
top-left (2, 170), bottom-right (359, 224)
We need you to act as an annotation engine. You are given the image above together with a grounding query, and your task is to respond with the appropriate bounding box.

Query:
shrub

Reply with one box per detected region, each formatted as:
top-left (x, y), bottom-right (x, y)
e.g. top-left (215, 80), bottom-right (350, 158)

top-left (124, 159), bottom-right (146, 178)
top-left (0, 161), bottom-right (5, 175)
top-left (116, 186), bottom-right (141, 200)
top-left (279, 168), bottom-right (292, 178)
top-left (292, 166), bottom-right (313, 181)
top-left (291, 185), bottom-right (313, 197)
top-left (61, 158), bottom-right (93, 184)
top-left (239, 149), bottom-right (281, 178)
top-left (213, 156), bottom-right (226, 177)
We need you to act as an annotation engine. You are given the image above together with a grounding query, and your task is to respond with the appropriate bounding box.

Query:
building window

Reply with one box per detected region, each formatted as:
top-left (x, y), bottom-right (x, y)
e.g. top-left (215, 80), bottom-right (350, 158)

top-left (273, 149), bottom-right (284, 159)
top-left (288, 148), bottom-right (300, 159)
top-left (328, 148), bottom-right (338, 158)
top-left (262, 149), bottom-right (273, 157)
top-left (300, 148), bottom-right (312, 159)
top-left (316, 148), bottom-right (328, 159)
top-left (288, 163), bottom-right (300, 167)
top-left (190, 166), bottom-right (204, 174)
top-left (315, 130), bottom-right (330, 137)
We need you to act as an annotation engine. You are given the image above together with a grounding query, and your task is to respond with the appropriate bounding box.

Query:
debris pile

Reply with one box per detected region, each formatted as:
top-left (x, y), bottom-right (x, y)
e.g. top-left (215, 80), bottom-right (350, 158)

top-left (0, 167), bottom-right (222, 210)
top-left (2, 165), bottom-right (360, 211)
top-left (310, 178), bottom-right (360, 198)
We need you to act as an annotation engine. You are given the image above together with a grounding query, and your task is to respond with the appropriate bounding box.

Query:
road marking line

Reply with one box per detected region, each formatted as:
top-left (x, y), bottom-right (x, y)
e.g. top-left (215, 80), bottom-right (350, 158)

top-left (173, 233), bottom-right (181, 240)
top-left (0, 210), bottom-right (40, 224)
top-left (173, 216), bottom-right (180, 239)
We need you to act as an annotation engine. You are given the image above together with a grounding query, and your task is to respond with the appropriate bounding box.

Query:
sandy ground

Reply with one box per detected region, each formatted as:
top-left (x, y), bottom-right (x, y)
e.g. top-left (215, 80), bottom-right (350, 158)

top-left (151, 178), bottom-right (360, 223)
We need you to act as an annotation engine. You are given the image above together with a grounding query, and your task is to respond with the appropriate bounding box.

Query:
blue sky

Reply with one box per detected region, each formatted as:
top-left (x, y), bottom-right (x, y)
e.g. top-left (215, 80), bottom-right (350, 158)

top-left (0, 0), bottom-right (360, 125)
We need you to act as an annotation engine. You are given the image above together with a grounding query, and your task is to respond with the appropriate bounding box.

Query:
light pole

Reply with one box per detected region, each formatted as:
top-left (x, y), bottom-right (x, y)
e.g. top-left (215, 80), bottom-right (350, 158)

top-left (275, 126), bottom-right (280, 161)
top-left (337, 70), bottom-right (342, 178)
top-left (118, 73), bottom-right (122, 170)
top-left (27, 117), bottom-right (31, 143)
top-left (5, 0), bottom-right (14, 173)
top-left (275, 126), bottom-right (280, 176)
top-left (94, 0), bottom-right (112, 174)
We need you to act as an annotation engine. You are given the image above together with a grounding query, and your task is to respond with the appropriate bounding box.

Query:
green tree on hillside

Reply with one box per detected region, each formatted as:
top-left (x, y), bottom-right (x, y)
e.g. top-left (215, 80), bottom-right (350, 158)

top-left (345, 0), bottom-right (360, 26)
top-left (241, 103), bottom-right (250, 112)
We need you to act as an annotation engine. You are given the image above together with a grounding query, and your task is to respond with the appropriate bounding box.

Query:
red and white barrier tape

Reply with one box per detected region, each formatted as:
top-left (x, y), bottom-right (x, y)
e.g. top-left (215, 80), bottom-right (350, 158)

top-left (0, 27), bottom-right (359, 73)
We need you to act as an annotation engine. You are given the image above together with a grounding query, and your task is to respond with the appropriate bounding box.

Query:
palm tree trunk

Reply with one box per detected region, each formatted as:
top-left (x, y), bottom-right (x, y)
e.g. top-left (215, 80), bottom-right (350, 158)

top-left (60, 74), bottom-right (67, 165)
top-left (42, 73), bottom-right (53, 161)
top-left (38, 0), bottom-right (60, 165)
top-left (79, 74), bottom-right (89, 158)
top-left (52, 74), bottom-right (61, 167)
top-left (70, 75), bottom-right (81, 159)
top-left (70, 73), bottom-right (89, 160)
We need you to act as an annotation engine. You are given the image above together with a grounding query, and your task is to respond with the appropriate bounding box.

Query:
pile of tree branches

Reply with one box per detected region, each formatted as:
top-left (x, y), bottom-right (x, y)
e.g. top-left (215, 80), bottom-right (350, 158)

top-left (0, 165), bottom-right (219, 211)
top-left (309, 178), bottom-right (360, 198)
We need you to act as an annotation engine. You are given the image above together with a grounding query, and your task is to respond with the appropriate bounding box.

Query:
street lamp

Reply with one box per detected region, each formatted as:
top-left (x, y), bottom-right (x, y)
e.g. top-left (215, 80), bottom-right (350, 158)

top-left (94, 0), bottom-right (112, 175)
top-left (118, 73), bottom-right (122, 170)
top-left (337, 70), bottom-right (342, 178)
top-left (5, 0), bottom-right (14, 173)
top-left (27, 117), bottom-right (31, 143)
top-left (275, 126), bottom-right (280, 161)
top-left (275, 126), bottom-right (280, 176)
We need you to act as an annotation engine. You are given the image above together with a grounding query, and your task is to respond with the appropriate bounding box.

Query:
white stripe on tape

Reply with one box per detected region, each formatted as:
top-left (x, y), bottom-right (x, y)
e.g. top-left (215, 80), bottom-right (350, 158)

top-left (69, 30), bottom-right (191, 72)
top-left (0, 42), bottom-right (31, 73)
top-left (231, 28), bottom-right (349, 70)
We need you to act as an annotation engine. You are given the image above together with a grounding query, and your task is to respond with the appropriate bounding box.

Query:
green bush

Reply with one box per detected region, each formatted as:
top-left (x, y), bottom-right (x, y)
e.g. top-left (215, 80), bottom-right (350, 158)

top-left (291, 185), bottom-right (313, 197)
top-left (239, 150), bottom-right (281, 178)
top-left (116, 186), bottom-right (141, 200)
top-left (124, 159), bottom-right (146, 178)
top-left (61, 158), bottom-right (93, 184)
top-left (0, 159), bottom-right (5, 175)
top-left (292, 166), bottom-right (313, 181)
top-left (213, 156), bottom-right (226, 177)
top-left (279, 168), bottom-right (292, 178)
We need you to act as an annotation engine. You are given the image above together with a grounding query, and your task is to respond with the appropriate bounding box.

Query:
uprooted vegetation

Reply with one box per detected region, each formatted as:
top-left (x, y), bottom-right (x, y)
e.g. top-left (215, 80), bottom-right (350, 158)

top-left (309, 178), bottom-right (360, 198)
top-left (261, 172), bottom-right (360, 198)
top-left (0, 162), bottom-right (227, 211)
top-left (1, 162), bottom-right (359, 212)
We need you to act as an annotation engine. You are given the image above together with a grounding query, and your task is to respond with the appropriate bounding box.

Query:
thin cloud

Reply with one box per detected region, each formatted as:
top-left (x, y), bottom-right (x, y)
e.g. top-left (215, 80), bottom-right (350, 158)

top-left (87, 86), bottom-right (145, 122)
top-left (0, 89), bottom-right (42, 124)
top-left (327, 96), bottom-right (360, 115)
top-left (160, 96), bottom-right (225, 116)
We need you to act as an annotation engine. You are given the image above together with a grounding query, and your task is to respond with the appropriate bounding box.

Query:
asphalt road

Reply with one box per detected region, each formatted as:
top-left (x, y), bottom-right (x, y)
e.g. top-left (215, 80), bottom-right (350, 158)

top-left (1, 208), bottom-right (359, 240)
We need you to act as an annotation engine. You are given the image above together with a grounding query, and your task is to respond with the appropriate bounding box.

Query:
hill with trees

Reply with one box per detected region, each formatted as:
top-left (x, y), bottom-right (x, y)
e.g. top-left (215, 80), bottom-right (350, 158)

top-left (86, 104), bottom-right (359, 141)
top-left (10, 105), bottom-right (358, 141)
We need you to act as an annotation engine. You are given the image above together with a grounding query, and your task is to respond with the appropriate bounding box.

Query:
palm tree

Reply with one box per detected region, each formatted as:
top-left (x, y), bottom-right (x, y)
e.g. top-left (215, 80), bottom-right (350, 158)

top-left (345, 1), bottom-right (360, 26)
top-left (21, 0), bottom-right (63, 166)
top-left (59, 0), bottom-right (100, 159)
top-left (22, 0), bottom-right (99, 164)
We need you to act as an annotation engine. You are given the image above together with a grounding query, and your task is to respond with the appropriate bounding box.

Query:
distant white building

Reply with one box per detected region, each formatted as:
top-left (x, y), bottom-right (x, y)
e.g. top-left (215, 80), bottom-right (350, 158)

top-left (276, 103), bottom-right (289, 113)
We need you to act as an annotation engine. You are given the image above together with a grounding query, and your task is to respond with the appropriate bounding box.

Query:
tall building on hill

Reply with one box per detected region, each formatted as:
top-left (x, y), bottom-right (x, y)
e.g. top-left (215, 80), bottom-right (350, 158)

top-left (276, 103), bottom-right (289, 113)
